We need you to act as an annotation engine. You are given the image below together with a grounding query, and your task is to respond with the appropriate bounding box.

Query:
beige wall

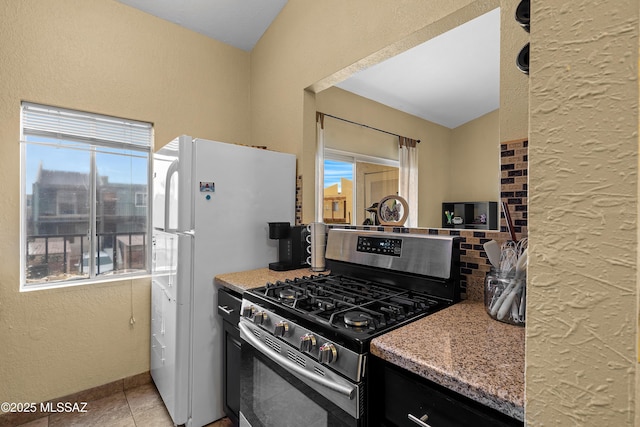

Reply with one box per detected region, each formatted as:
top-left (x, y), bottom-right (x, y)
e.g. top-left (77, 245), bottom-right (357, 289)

top-left (0, 0), bottom-right (250, 403)
top-left (319, 90), bottom-right (400, 159)
top-left (527, 1), bottom-right (638, 426)
top-left (449, 109), bottom-right (500, 203)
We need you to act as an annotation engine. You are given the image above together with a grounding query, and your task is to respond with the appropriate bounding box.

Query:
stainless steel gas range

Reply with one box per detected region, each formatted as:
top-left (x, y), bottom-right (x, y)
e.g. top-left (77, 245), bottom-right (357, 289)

top-left (238, 229), bottom-right (461, 427)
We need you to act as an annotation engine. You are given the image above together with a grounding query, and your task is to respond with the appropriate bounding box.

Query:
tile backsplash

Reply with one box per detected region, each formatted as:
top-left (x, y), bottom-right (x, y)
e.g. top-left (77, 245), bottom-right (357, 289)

top-left (500, 139), bottom-right (528, 236)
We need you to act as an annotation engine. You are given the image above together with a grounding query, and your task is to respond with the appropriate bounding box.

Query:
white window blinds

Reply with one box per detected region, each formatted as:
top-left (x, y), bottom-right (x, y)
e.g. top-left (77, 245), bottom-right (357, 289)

top-left (22, 102), bottom-right (152, 148)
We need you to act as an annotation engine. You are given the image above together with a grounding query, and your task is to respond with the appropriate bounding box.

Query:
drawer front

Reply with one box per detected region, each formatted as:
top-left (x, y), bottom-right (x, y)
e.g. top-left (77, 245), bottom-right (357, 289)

top-left (373, 358), bottom-right (522, 427)
top-left (218, 287), bottom-right (241, 326)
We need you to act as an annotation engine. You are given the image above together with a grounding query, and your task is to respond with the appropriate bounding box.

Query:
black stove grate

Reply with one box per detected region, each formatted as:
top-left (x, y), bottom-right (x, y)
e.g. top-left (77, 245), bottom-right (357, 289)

top-left (256, 275), bottom-right (445, 337)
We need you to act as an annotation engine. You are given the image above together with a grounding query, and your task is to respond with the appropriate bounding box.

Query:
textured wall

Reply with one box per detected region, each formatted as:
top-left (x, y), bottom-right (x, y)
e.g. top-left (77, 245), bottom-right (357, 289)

top-left (527, 1), bottom-right (638, 425)
top-left (0, 0), bottom-right (250, 404)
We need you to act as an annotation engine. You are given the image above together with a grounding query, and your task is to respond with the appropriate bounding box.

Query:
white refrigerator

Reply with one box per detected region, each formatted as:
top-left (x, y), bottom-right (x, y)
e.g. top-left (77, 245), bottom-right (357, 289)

top-left (151, 135), bottom-right (296, 427)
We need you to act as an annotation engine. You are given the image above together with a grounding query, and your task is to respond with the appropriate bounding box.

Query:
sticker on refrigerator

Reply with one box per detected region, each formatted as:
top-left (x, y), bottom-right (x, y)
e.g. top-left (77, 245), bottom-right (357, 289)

top-left (200, 182), bottom-right (215, 192)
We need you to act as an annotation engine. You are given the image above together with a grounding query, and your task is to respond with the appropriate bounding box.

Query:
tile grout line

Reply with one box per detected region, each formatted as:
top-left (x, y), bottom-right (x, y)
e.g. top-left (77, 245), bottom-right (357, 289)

top-left (124, 389), bottom-right (137, 427)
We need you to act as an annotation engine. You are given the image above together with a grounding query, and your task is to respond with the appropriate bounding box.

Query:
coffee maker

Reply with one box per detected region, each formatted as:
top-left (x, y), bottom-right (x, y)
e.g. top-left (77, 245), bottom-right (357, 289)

top-left (268, 222), bottom-right (309, 271)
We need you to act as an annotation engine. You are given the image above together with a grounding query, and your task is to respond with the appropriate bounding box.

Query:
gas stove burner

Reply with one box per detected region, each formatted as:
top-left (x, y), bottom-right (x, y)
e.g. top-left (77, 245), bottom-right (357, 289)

top-left (343, 311), bottom-right (372, 327)
top-left (310, 296), bottom-right (335, 311)
top-left (279, 289), bottom-right (299, 300)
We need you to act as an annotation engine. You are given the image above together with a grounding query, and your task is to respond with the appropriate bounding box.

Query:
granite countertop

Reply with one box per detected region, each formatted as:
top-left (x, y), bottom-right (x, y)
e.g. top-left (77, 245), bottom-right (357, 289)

top-left (214, 268), bottom-right (525, 421)
top-left (214, 267), bottom-right (322, 294)
top-left (371, 300), bottom-right (525, 421)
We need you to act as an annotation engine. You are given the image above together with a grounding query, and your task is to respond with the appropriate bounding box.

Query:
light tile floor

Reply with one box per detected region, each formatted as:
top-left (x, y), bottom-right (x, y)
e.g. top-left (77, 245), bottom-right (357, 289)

top-left (15, 383), bottom-right (233, 427)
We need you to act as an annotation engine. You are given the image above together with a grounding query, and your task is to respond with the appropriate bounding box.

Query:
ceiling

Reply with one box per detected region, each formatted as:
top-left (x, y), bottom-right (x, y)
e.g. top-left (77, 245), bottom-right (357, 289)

top-left (116, 1), bottom-right (499, 129)
top-left (335, 9), bottom-right (500, 129)
top-left (116, 0), bottom-right (287, 51)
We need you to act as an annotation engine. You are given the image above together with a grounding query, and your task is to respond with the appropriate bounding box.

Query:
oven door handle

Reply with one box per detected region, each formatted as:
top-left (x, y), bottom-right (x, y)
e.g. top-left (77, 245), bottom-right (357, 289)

top-left (239, 322), bottom-right (356, 400)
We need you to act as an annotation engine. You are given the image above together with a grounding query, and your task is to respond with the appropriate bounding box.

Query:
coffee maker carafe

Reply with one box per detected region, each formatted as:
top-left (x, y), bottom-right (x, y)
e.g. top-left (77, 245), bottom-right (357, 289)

top-left (268, 222), bottom-right (309, 271)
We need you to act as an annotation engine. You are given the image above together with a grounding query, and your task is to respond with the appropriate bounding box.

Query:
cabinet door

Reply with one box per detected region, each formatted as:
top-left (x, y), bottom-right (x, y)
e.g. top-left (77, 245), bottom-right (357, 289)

top-left (224, 322), bottom-right (241, 424)
top-left (371, 357), bottom-right (522, 427)
top-left (219, 288), bottom-right (242, 426)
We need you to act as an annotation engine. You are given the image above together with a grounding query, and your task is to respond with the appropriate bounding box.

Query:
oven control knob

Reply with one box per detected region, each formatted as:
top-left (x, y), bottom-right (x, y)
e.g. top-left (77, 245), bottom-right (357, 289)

top-left (241, 305), bottom-right (255, 319)
top-left (299, 334), bottom-right (317, 352)
top-left (274, 321), bottom-right (289, 337)
top-left (319, 343), bottom-right (338, 364)
top-left (252, 311), bottom-right (267, 325)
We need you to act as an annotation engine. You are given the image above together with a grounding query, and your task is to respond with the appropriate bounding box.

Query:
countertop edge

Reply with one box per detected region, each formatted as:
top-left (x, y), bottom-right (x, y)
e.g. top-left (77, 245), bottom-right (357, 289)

top-left (214, 267), bottom-right (323, 294)
top-left (371, 343), bottom-right (524, 421)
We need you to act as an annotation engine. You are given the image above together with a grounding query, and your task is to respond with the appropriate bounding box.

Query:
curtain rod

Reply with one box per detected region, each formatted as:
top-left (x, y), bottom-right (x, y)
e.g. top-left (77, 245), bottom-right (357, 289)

top-left (319, 112), bottom-right (421, 143)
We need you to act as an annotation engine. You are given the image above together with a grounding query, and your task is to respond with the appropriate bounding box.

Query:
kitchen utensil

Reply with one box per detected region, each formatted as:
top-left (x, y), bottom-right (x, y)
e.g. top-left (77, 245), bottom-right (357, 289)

top-left (510, 298), bottom-right (519, 321)
top-left (489, 277), bottom-right (516, 317)
top-left (501, 201), bottom-right (518, 242)
top-left (496, 249), bottom-right (527, 320)
top-left (518, 286), bottom-right (526, 322)
top-left (499, 243), bottom-right (518, 272)
top-left (515, 237), bottom-right (528, 257)
top-left (483, 240), bottom-right (501, 269)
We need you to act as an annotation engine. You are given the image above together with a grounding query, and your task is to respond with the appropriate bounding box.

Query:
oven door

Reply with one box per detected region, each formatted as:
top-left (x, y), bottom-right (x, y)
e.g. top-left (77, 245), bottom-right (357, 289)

top-left (239, 321), bottom-right (363, 427)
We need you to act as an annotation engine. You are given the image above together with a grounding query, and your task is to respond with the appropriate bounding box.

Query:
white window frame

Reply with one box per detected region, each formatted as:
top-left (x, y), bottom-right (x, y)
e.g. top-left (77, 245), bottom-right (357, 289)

top-left (20, 102), bottom-right (153, 291)
top-left (134, 192), bottom-right (148, 207)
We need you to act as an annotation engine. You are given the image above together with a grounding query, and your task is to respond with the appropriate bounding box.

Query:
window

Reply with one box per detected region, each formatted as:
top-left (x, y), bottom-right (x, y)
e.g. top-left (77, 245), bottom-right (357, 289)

top-left (324, 149), bottom-right (399, 225)
top-left (134, 192), bottom-right (147, 207)
top-left (20, 102), bottom-right (153, 289)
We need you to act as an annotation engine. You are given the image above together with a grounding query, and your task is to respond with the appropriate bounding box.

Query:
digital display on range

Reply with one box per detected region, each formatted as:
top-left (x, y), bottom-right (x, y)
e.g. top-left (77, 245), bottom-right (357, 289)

top-left (356, 236), bottom-right (402, 257)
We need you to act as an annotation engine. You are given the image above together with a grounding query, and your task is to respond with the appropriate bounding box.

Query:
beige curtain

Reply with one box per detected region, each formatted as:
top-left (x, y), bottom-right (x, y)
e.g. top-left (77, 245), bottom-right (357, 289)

top-left (399, 137), bottom-right (418, 227)
top-left (316, 113), bottom-right (325, 222)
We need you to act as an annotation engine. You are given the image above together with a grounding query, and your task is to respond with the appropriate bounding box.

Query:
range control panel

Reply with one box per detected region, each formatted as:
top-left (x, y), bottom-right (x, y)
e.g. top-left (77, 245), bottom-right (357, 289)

top-left (357, 236), bottom-right (402, 257)
top-left (326, 229), bottom-right (457, 279)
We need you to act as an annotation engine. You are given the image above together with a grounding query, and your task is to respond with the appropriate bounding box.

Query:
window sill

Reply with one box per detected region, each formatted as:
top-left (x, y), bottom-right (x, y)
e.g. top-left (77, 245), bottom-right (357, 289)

top-left (20, 271), bottom-right (151, 292)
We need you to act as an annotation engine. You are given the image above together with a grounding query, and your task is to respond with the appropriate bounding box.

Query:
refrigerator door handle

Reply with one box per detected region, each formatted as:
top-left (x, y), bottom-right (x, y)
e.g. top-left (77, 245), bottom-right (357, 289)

top-left (165, 159), bottom-right (179, 232)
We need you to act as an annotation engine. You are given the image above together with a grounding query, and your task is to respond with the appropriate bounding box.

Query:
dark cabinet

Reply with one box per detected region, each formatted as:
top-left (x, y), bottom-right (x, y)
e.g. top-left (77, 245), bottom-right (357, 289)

top-left (218, 287), bottom-right (242, 427)
top-left (369, 356), bottom-right (523, 427)
top-left (442, 201), bottom-right (498, 230)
